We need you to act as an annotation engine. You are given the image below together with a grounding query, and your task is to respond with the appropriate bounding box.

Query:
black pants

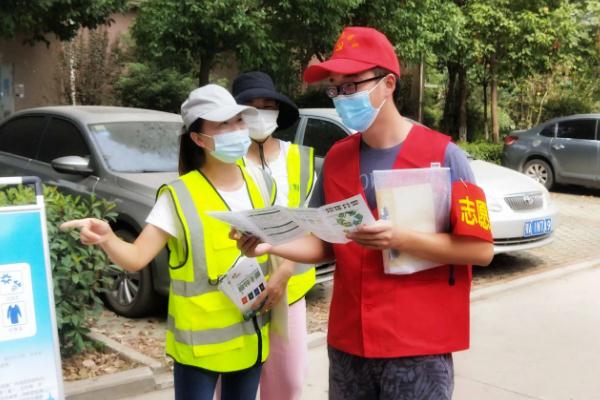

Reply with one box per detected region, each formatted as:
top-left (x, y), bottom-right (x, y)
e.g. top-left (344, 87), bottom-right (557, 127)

top-left (328, 346), bottom-right (454, 400)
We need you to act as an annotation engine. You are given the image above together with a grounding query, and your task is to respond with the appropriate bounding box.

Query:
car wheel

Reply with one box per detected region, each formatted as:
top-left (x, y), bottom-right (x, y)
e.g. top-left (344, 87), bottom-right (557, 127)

top-left (523, 159), bottom-right (554, 189)
top-left (103, 229), bottom-right (158, 317)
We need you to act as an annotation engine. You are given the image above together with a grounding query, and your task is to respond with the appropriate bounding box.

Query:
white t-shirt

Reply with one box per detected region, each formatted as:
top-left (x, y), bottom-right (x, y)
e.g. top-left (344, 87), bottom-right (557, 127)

top-left (244, 139), bottom-right (291, 207)
top-left (146, 183), bottom-right (253, 241)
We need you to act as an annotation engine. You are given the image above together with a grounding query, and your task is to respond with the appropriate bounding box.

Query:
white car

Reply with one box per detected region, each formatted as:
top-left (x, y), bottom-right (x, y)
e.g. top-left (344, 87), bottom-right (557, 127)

top-left (470, 159), bottom-right (556, 253)
top-left (275, 108), bottom-right (557, 254)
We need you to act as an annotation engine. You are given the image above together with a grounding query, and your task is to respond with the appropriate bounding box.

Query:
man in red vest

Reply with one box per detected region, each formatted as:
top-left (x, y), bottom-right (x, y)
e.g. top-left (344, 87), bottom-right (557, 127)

top-left (236, 26), bottom-right (494, 400)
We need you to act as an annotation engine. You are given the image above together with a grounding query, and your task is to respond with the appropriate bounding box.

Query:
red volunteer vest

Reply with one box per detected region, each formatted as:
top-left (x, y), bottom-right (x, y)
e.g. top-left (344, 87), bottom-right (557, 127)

top-left (323, 125), bottom-right (471, 358)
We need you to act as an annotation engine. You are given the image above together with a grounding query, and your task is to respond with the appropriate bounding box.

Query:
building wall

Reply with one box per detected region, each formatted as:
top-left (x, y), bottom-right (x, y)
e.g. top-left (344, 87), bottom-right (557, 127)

top-left (0, 12), bottom-right (135, 119)
top-left (0, 35), bottom-right (62, 116)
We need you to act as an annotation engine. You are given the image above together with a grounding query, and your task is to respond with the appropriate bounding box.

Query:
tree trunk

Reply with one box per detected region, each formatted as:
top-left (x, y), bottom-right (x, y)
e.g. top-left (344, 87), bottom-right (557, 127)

top-left (483, 78), bottom-right (489, 141)
top-left (457, 65), bottom-right (468, 142)
top-left (417, 56), bottom-right (425, 123)
top-left (198, 52), bottom-right (215, 86)
top-left (535, 74), bottom-right (553, 126)
top-left (69, 40), bottom-right (77, 105)
top-left (441, 62), bottom-right (458, 137)
top-left (490, 56), bottom-right (500, 144)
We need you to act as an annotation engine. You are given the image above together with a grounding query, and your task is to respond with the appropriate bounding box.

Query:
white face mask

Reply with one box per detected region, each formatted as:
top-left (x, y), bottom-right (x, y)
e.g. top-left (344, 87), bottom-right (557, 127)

top-left (201, 128), bottom-right (251, 164)
top-left (243, 109), bottom-right (279, 141)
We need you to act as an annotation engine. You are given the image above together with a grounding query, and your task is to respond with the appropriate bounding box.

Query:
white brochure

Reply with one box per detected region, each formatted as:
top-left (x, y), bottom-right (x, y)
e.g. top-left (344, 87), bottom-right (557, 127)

top-left (207, 194), bottom-right (376, 245)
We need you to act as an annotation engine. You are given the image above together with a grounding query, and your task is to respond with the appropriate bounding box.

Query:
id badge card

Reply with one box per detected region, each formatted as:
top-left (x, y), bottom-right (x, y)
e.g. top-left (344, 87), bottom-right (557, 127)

top-left (218, 256), bottom-right (267, 320)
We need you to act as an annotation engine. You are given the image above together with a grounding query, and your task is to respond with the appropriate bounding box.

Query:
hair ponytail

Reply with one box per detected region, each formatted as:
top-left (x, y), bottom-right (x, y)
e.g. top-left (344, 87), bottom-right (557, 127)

top-left (178, 119), bottom-right (206, 175)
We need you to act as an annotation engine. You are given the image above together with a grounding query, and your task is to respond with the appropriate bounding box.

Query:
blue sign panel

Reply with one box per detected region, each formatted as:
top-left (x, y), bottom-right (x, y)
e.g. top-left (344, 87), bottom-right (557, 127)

top-left (0, 178), bottom-right (63, 400)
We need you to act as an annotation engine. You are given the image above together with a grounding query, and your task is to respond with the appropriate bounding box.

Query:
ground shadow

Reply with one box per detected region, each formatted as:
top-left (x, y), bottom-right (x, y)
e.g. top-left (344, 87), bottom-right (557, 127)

top-left (551, 184), bottom-right (600, 197)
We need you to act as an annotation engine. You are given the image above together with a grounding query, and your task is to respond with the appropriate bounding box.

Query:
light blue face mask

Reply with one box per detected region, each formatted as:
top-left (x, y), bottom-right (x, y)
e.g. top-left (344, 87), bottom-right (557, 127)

top-left (333, 78), bottom-right (387, 132)
top-left (204, 128), bottom-right (251, 163)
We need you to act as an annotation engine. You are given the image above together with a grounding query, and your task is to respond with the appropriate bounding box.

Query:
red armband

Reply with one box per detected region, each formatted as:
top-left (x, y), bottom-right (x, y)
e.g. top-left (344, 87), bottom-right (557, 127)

top-left (450, 181), bottom-right (493, 242)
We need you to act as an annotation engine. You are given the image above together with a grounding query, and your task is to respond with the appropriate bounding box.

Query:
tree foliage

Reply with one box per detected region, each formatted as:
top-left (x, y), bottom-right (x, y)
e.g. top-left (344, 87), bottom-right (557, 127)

top-left (92, 0), bottom-right (600, 140)
top-left (237, 0), bottom-right (360, 96)
top-left (115, 62), bottom-right (195, 113)
top-left (0, 0), bottom-right (125, 43)
top-left (436, 0), bottom-right (600, 141)
top-left (131, 0), bottom-right (269, 85)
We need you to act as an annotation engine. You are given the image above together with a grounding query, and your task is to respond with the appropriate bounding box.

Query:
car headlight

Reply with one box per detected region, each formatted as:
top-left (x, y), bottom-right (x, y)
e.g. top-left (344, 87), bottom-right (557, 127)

top-left (488, 197), bottom-right (503, 212)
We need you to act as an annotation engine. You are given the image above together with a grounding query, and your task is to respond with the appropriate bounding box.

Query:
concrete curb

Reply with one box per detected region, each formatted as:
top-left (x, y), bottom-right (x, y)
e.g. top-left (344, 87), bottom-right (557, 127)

top-left (63, 330), bottom-right (172, 399)
top-left (64, 367), bottom-right (155, 400)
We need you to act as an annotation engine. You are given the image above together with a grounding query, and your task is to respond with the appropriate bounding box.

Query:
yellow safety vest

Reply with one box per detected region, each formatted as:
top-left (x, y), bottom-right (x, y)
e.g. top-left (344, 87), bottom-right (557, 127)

top-left (240, 143), bottom-right (316, 304)
top-left (158, 167), bottom-right (273, 372)
top-left (284, 144), bottom-right (316, 304)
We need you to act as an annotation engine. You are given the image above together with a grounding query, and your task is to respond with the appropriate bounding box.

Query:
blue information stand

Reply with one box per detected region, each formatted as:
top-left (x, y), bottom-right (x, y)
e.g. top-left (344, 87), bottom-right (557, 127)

top-left (0, 177), bottom-right (64, 400)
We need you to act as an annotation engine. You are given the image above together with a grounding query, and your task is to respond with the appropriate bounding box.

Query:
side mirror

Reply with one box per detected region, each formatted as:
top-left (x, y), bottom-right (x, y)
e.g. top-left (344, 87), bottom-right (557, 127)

top-left (51, 156), bottom-right (93, 175)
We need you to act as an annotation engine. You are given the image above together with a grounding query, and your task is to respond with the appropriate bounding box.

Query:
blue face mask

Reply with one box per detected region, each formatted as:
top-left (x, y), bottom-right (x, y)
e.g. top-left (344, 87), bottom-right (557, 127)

top-left (204, 128), bottom-right (251, 163)
top-left (333, 79), bottom-right (386, 132)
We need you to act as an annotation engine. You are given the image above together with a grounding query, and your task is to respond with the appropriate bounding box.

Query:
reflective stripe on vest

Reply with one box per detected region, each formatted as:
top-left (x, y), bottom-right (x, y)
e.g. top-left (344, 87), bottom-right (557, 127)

top-left (236, 158), bottom-right (277, 206)
top-left (259, 166), bottom-right (277, 206)
top-left (167, 312), bottom-right (270, 346)
top-left (286, 144), bottom-right (317, 303)
top-left (287, 144), bottom-right (315, 208)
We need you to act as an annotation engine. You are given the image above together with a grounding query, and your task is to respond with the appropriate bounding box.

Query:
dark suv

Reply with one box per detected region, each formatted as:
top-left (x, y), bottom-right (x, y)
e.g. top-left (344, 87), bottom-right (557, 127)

top-left (502, 114), bottom-right (600, 189)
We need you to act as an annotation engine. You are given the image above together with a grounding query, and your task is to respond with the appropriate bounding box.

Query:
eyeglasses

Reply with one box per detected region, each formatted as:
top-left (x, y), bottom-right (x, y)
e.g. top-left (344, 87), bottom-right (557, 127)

top-left (325, 75), bottom-right (386, 98)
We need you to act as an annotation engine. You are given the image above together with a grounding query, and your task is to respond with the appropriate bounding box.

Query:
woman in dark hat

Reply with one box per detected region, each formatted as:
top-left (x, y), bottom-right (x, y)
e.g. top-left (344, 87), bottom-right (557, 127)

top-left (232, 71), bottom-right (316, 400)
top-left (233, 71), bottom-right (300, 171)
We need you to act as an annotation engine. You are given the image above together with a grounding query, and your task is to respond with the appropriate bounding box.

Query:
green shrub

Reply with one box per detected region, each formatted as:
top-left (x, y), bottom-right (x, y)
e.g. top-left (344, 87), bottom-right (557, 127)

top-left (116, 62), bottom-right (195, 113)
top-left (458, 141), bottom-right (503, 164)
top-left (541, 95), bottom-right (594, 121)
top-left (0, 185), bottom-right (116, 357)
top-left (0, 185), bottom-right (35, 205)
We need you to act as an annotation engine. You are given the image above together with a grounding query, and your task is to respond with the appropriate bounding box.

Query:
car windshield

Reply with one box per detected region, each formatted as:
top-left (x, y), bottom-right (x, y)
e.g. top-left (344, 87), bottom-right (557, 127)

top-left (88, 121), bottom-right (181, 172)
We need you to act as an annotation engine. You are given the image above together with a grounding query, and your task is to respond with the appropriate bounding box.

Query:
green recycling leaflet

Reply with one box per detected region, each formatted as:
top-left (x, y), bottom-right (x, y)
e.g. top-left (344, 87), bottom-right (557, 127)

top-left (207, 194), bottom-right (375, 245)
top-left (218, 256), bottom-right (267, 320)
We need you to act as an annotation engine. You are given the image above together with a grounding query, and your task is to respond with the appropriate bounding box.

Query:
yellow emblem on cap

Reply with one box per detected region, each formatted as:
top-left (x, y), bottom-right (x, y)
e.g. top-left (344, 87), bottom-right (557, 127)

top-left (335, 32), bottom-right (346, 52)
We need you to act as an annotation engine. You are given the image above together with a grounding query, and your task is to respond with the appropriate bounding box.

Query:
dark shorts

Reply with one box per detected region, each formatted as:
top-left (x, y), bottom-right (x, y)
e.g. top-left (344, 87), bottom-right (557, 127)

top-left (328, 346), bottom-right (454, 400)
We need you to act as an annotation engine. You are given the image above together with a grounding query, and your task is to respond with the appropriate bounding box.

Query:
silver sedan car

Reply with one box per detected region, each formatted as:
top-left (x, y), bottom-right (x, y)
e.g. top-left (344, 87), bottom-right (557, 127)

top-left (275, 108), bottom-right (557, 255)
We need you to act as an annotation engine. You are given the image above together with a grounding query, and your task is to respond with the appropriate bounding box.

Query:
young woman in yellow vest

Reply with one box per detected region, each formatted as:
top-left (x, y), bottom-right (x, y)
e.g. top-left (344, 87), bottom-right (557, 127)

top-left (231, 71), bottom-right (316, 400)
top-left (61, 84), bottom-right (294, 400)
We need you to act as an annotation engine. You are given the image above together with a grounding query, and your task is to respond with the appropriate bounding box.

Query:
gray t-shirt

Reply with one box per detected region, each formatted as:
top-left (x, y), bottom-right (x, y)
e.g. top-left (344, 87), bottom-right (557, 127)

top-left (309, 139), bottom-right (474, 209)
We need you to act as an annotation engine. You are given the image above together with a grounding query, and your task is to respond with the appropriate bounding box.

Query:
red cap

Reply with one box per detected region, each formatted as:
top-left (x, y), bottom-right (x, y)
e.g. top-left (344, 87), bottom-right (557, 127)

top-left (303, 27), bottom-right (400, 83)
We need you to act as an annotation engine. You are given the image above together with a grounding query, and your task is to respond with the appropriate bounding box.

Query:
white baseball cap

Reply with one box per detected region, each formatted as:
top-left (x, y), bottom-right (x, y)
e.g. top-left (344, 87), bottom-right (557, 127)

top-left (181, 84), bottom-right (257, 129)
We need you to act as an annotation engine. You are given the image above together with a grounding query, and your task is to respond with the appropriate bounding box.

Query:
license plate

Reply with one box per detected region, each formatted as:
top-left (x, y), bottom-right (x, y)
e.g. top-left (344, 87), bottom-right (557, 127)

top-left (523, 218), bottom-right (552, 237)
